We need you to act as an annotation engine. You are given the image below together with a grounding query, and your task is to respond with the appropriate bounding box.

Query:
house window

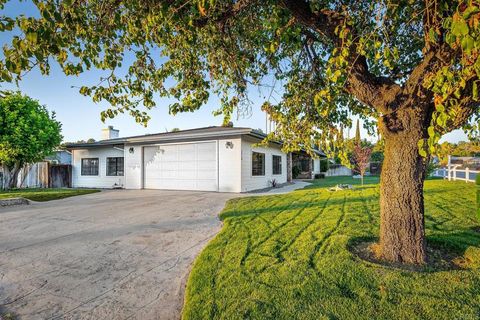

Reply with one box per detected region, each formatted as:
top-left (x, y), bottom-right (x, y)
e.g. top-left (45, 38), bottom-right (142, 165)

top-left (252, 152), bottom-right (265, 176)
top-left (107, 157), bottom-right (124, 176)
top-left (272, 155), bottom-right (282, 175)
top-left (300, 159), bottom-right (311, 172)
top-left (81, 158), bottom-right (99, 176)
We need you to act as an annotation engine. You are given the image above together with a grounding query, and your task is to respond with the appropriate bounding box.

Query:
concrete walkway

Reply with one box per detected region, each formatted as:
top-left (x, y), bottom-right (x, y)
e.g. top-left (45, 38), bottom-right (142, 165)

top-left (257, 180), bottom-right (311, 195)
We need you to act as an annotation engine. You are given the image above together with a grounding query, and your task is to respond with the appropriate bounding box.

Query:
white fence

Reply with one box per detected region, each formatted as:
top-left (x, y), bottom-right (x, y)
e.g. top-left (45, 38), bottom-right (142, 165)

top-left (433, 165), bottom-right (478, 183)
top-left (325, 165), bottom-right (352, 177)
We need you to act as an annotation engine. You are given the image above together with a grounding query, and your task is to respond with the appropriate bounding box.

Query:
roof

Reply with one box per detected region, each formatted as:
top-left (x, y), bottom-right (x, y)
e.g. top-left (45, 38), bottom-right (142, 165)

top-left (65, 125), bottom-right (326, 157)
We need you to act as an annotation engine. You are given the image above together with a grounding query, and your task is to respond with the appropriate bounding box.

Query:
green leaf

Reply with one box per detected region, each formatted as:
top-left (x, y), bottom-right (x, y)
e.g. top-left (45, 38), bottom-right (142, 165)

top-left (451, 18), bottom-right (469, 36)
top-left (474, 81), bottom-right (479, 101)
top-left (26, 32), bottom-right (37, 43)
top-left (419, 148), bottom-right (427, 157)
top-left (461, 35), bottom-right (475, 53)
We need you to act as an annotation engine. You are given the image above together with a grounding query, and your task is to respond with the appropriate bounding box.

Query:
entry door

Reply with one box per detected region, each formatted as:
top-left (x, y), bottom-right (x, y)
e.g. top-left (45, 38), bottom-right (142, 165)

top-left (143, 142), bottom-right (218, 191)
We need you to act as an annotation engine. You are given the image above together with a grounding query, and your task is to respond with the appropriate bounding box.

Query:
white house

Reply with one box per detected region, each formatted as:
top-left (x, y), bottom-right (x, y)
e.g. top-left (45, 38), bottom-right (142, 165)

top-left (66, 126), bottom-right (325, 192)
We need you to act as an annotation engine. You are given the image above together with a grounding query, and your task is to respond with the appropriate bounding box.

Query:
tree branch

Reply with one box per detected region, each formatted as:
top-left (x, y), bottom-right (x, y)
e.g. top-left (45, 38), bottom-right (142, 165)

top-left (280, 0), bottom-right (402, 114)
top-left (193, 0), bottom-right (255, 28)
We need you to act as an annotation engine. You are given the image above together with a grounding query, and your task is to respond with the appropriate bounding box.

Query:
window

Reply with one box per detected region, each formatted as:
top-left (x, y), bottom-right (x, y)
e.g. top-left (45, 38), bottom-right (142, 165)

top-left (252, 152), bottom-right (265, 176)
top-left (300, 159), bottom-right (311, 172)
top-left (272, 155), bottom-right (282, 175)
top-left (81, 158), bottom-right (99, 176)
top-left (107, 157), bottom-right (124, 176)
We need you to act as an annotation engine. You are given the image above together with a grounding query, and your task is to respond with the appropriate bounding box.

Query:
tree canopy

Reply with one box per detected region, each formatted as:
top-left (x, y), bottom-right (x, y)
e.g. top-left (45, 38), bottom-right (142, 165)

top-left (0, 1), bottom-right (477, 154)
top-left (0, 92), bottom-right (62, 187)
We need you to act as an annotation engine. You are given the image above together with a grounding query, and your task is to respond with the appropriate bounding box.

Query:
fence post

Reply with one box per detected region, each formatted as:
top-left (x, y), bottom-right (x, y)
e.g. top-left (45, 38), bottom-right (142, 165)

top-left (466, 167), bottom-right (470, 182)
top-left (453, 166), bottom-right (457, 181)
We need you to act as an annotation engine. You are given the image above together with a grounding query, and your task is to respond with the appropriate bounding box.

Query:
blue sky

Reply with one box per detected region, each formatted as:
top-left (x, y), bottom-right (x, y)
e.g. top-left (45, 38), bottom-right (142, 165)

top-left (0, 1), bottom-right (468, 143)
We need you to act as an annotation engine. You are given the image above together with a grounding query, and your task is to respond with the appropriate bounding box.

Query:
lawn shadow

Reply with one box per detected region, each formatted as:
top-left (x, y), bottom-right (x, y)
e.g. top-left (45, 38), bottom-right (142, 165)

top-left (348, 232), bottom-right (480, 273)
top-left (220, 193), bottom-right (379, 220)
top-left (0, 307), bottom-right (17, 320)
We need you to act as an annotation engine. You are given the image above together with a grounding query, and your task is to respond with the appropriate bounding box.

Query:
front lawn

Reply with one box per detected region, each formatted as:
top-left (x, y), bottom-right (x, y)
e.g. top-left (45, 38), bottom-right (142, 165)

top-left (0, 188), bottom-right (100, 202)
top-left (183, 178), bottom-right (480, 319)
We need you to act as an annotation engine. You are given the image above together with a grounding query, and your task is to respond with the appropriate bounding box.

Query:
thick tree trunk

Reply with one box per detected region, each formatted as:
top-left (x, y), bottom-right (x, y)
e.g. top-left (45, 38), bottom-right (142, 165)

top-left (378, 108), bottom-right (430, 265)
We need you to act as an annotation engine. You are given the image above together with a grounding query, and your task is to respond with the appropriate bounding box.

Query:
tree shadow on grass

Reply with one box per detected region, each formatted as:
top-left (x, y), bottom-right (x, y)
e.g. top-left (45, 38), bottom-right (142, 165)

top-left (220, 194), bottom-right (379, 220)
top-left (348, 232), bottom-right (480, 273)
top-left (0, 307), bottom-right (17, 320)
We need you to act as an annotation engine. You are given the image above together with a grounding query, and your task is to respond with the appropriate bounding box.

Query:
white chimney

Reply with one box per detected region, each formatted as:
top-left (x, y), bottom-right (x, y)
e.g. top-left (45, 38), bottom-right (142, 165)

top-left (101, 126), bottom-right (119, 140)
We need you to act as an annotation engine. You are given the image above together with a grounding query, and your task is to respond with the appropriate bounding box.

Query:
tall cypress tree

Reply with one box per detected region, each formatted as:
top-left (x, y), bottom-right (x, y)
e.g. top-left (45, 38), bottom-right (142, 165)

top-left (355, 119), bottom-right (361, 145)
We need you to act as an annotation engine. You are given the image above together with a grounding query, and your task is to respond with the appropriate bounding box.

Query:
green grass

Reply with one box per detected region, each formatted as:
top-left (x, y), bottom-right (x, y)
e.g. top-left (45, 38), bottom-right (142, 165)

top-left (0, 188), bottom-right (100, 202)
top-left (183, 177), bottom-right (480, 320)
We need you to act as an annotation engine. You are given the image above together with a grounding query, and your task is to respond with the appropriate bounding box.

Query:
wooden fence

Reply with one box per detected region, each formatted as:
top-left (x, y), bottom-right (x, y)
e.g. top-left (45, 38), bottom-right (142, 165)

top-left (0, 162), bottom-right (72, 189)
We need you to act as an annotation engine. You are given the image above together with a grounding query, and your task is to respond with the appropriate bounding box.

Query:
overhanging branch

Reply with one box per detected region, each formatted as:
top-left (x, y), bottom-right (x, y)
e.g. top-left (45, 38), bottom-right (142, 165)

top-left (280, 0), bottom-right (402, 114)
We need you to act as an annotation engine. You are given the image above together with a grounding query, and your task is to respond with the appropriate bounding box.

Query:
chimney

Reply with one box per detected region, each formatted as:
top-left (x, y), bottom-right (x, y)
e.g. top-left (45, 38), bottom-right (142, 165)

top-left (101, 126), bottom-right (119, 140)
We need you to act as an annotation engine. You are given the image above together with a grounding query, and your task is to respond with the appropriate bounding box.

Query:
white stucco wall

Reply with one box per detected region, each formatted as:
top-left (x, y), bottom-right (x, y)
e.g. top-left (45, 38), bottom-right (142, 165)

top-left (72, 147), bottom-right (125, 188)
top-left (313, 158), bottom-right (321, 174)
top-left (218, 138), bottom-right (242, 192)
top-left (240, 139), bottom-right (287, 192)
top-left (124, 145), bottom-right (143, 189)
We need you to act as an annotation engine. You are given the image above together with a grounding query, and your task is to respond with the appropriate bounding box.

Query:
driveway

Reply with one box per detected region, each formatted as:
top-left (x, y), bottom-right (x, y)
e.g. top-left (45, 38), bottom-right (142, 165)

top-left (0, 190), bottom-right (237, 320)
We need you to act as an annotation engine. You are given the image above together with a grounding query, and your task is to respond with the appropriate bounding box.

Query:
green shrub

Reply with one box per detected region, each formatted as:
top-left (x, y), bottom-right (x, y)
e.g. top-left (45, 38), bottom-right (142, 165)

top-left (426, 161), bottom-right (439, 177)
top-left (477, 175), bottom-right (480, 221)
top-left (292, 166), bottom-right (301, 179)
top-left (320, 159), bottom-right (329, 172)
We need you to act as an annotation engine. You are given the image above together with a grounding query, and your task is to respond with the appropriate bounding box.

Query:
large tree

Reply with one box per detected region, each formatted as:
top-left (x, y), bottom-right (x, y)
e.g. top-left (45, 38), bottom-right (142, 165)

top-left (1, 1), bottom-right (479, 264)
top-left (0, 92), bottom-right (62, 188)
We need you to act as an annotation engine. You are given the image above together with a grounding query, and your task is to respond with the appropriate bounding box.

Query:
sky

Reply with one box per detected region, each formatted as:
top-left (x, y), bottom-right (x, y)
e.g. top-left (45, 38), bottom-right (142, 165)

top-left (0, 1), bottom-right (469, 143)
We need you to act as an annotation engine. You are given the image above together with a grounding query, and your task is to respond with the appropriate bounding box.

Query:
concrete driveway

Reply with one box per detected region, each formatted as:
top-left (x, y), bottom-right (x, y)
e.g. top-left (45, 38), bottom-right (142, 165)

top-left (0, 190), bottom-right (237, 320)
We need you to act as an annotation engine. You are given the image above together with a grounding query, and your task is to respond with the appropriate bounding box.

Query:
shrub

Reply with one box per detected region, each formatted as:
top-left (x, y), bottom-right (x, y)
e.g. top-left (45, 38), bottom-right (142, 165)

top-left (314, 173), bottom-right (325, 179)
top-left (269, 179), bottom-right (278, 188)
top-left (477, 175), bottom-right (480, 221)
top-left (292, 166), bottom-right (301, 179)
top-left (426, 161), bottom-right (439, 177)
top-left (320, 159), bottom-right (329, 172)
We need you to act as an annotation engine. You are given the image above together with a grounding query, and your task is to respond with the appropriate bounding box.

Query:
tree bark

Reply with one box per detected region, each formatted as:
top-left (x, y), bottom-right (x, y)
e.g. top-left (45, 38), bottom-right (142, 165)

top-left (378, 107), bottom-right (430, 264)
top-left (5, 164), bottom-right (21, 189)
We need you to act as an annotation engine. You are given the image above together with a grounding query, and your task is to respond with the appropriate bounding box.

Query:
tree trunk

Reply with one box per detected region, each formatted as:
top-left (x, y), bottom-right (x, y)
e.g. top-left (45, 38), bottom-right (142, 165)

top-left (378, 108), bottom-right (430, 265)
top-left (5, 164), bottom-right (21, 189)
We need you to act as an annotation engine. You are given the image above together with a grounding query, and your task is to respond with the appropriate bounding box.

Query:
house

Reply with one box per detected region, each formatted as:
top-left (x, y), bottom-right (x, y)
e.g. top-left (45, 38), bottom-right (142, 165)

top-left (44, 150), bottom-right (72, 164)
top-left (66, 126), bottom-right (325, 192)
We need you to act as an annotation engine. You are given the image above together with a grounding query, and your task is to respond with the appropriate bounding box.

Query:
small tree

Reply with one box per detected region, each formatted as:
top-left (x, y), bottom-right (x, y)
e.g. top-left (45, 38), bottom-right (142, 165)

top-left (0, 92), bottom-right (62, 189)
top-left (352, 144), bottom-right (372, 186)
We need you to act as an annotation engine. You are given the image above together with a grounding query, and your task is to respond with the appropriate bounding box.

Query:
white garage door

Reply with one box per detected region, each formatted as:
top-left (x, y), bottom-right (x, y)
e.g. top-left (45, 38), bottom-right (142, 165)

top-left (143, 142), bottom-right (218, 191)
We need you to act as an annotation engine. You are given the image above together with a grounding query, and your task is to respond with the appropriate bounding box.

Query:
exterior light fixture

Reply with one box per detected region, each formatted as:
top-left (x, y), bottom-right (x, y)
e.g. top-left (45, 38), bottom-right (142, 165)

top-left (129, 147), bottom-right (135, 154)
top-left (225, 141), bottom-right (234, 149)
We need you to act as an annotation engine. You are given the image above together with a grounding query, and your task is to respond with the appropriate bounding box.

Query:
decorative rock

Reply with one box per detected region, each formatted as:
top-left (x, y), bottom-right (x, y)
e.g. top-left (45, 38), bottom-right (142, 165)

top-left (0, 197), bottom-right (30, 207)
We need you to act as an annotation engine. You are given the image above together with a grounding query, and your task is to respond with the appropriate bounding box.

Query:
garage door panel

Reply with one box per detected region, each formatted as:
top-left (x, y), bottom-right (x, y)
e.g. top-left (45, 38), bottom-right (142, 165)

top-left (197, 161), bottom-right (216, 170)
top-left (178, 162), bottom-right (196, 170)
top-left (143, 142), bottom-right (218, 191)
top-left (196, 180), bottom-right (217, 190)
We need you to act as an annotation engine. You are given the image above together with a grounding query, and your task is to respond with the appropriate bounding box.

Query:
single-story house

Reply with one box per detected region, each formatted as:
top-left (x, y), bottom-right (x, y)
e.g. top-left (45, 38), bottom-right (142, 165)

top-left (45, 150), bottom-right (72, 164)
top-left (66, 126), bottom-right (325, 192)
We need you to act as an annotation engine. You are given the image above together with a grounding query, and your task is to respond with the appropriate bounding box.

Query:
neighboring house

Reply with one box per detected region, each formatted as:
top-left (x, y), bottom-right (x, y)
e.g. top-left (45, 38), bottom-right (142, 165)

top-left (66, 126), bottom-right (326, 192)
top-left (44, 150), bottom-right (72, 164)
